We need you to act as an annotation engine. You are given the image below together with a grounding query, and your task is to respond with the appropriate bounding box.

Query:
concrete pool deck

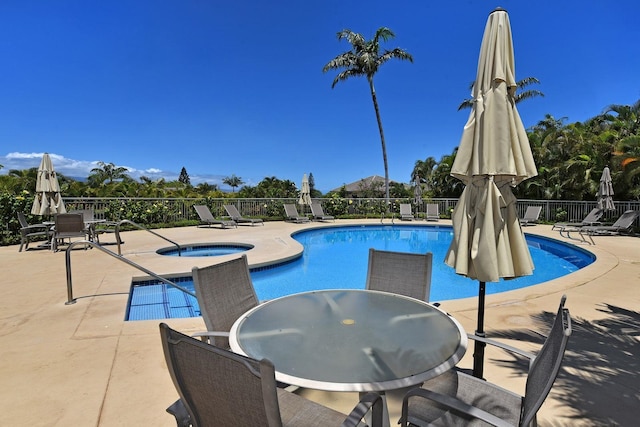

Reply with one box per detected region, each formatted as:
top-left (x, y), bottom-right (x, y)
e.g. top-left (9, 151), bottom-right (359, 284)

top-left (1, 219), bottom-right (638, 426)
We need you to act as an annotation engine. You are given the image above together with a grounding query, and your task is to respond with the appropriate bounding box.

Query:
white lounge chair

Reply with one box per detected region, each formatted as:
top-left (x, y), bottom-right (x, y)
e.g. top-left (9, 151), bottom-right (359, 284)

top-left (399, 204), bottom-right (414, 221)
top-left (520, 206), bottom-right (542, 226)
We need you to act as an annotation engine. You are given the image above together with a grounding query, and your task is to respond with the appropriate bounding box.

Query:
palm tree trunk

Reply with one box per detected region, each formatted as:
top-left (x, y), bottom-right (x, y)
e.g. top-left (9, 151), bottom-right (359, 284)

top-left (368, 76), bottom-right (390, 209)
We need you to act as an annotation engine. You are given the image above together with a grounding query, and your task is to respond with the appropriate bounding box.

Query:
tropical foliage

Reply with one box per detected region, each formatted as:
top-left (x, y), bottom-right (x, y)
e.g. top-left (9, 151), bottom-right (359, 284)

top-left (323, 26), bottom-right (413, 206)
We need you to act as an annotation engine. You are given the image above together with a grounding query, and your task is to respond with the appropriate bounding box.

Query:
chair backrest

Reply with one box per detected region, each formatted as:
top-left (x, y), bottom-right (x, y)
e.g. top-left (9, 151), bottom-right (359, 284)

top-left (192, 254), bottom-right (259, 348)
top-left (582, 208), bottom-right (603, 224)
top-left (521, 295), bottom-right (572, 426)
top-left (159, 323), bottom-right (282, 427)
top-left (54, 213), bottom-right (86, 236)
top-left (223, 205), bottom-right (242, 218)
top-left (611, 210), bottom-right (639, 229)
top-left (310, 202), bottom-right (326, 215)
top-left (426, 204), bottom-right (439, 218)
top-left (194, 205), bottom-right (215, 222)
top-left (17, 212), bottom-right (29, 228)
top-left (523, 206), bottom-right (542, 220)
top-left (283, 203), bottom-right (300, 218)
top-left (69, 209), bottom-right (95, 221)
top-left (365, 248), bottom-right (433, 302)
top-left (400, 204), bottom-right (413, 216)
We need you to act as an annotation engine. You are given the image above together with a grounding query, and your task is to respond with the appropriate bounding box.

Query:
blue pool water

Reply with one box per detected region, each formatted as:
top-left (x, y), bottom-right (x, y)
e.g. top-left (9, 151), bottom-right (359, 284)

top-left (157, 243), bottom-right (252, 257)
top-left (126, 225), bottom-right (594, 321)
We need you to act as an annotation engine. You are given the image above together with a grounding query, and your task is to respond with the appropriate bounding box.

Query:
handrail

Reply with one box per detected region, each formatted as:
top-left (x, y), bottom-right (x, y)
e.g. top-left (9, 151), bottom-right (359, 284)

top-left (113, 219), bottom-right (182, 256)
top-left (64, 240), bottom-right (196, 305)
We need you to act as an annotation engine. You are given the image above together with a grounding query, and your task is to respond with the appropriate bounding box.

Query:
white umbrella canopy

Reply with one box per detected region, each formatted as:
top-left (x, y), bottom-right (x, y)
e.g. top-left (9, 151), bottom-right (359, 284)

top-left (31, 153), bottom-right (66, 215)
top-left (444, 8), bottom-right (537, 377)
top-left (298, 174), bottom-right (312, 206)
top-left (596, 166), bottom-right (615, 211)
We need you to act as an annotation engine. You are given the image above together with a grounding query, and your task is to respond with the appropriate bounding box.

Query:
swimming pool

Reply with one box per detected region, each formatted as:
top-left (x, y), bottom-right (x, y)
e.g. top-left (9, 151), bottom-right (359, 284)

top-left (126, 225), bottom-right (594, 320)
top-left (157, 243), bottom-right (253, 257)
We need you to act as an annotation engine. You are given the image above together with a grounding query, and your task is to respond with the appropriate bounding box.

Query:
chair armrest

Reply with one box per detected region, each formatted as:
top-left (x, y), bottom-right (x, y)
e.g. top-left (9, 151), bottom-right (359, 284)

top-left (22, 224), bottom-right (49, 232)
top-left (341, 392), bottom-right (384, 427)
top-left (191, 331), bottom-right (230, 343)
top-left (467, 333), bottom-right (535, 360)
top-left (166, 399), bottom-right (191, 427)
top-left (401, 387), bottom-right (513, 427)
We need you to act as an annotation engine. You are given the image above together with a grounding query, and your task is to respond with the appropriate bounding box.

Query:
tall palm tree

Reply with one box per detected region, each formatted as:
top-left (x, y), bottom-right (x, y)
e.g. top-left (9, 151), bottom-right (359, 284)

top-left (323, 27), bottom-right (413, 207)
top-left (222, 174), bottom-right (244, 193)
top-left (457, 77), bottom-right (544, 111)
top-left (88, 161), bottom-right (130, 186)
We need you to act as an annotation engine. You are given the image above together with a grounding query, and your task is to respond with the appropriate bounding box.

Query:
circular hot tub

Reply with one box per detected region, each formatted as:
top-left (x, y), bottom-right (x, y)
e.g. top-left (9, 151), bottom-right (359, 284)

top-left (157, 243), bottom-right (253, 257)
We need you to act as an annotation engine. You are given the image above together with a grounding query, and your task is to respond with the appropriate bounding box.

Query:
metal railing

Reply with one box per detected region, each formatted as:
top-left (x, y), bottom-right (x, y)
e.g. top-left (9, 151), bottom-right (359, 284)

top-left (64, 240), bottom-right (195, 305)
top-left (112, 219), bottom-right (182, 256)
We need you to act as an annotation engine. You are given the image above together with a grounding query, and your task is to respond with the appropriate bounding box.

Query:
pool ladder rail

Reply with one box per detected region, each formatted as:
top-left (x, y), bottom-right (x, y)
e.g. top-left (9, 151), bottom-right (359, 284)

top-left (64, 221), bottom-right (194, 306)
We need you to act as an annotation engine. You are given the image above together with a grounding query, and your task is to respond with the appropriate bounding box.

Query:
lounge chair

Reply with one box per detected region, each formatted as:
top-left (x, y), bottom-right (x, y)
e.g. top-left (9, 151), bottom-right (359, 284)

top-left (283, 203), bottom-right (310, 223)
top-left (159, 323), bottom-right (384, 427)
top-left (552, 207), bottom-right (603, 231)
top-left (223, 204), bottom-right (264, 226)
top-left (366, 248), bottom-right (433, 302)
top-left (567, 210), bottom-right (639, 244)
top-left (17, 212), bottom-right (51, 252)
top-left (194, 205), bottom-right (236, 229)
top-left (400, 295), bottom-right (572, 427)
top-left (310, 201), bottom-right (334, 221)
top-left (520, 205), bottom-right (542, 226)
top-left (425, 203), bottom-right (439, 221)
top-left (190, 255), bottom-right (259, 349)
top-left (399, 203), bottom-right (414, 221)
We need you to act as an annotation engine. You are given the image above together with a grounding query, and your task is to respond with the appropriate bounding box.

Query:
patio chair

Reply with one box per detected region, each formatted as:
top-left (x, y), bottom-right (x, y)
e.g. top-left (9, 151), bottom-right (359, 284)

top-left (400, 295), bottom-right (572, 427)
top-left (520, 206), bottom-right (542, 226)
top-left (223, 204), bottom-right (264, 226)
top-left (399, 203), bottom-right (414, 221)
top-left (194, 205), bottom-right (236, 229)
top-left (567, 210), bottom-right (640, 244)
top-left (52, 213), bottom-right (90, 251)
top-left (552, 207), bottom-right (603, 231)
top-left (17, 212), bottom-right (51, 252)
top-left (159, 323), bottom-right (384, 427)
top-left (310, 201), bottom-right (335, 221)
top-left (366, 248), bottom-right (433, 302)
top-left (425, 204), bottom-right (440, 221)
top-left (191, 254), bottom-right (259, 349)
top-left (283, 203), bottom-right (310, 223)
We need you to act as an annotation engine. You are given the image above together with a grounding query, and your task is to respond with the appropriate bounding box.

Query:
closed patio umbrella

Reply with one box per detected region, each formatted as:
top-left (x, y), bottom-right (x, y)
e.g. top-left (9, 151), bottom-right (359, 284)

top-left (596, 166), bottom-right (615, 212)
top-left (31, 153), bottom-right (66, 216)
top-left (298, 173), bottom-right (312, 206)
top-left (413, 177), bottom-right (423, 205)
top-left (444, 8), bottom-right (537, 378)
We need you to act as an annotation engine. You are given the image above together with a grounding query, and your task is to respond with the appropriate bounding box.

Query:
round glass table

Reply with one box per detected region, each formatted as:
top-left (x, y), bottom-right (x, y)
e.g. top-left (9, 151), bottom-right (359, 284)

top-left (229, 289), bottom-right (467, 392)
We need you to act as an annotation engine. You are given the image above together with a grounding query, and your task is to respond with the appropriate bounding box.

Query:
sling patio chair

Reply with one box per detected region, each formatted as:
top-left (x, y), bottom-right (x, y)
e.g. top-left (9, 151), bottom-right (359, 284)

top-left (159, 323), bottom-right (384, 427)
top-left (425, 203), bottom-right (440, 221)
top-left (51, 213), bottom-right (90, 251)
top-left (566, 209), bottom-right (639, 245)
top-left (193, 205), bottom-right (236, 229)
top-left (366, 248), bottom-right (433, 302)
top-left (520, 206), bottom-right (542, 226)
top-left (310, 201), bottom-right (335, 222)
top-left (400, 295), bottom-right (572, 427)
top-left (283, 203), bottom-right (310, 223)
top-left (223, 204), bottom-right (264, 226)
top-left (190, 254), bottom-right (258, 349)
top-left (552, 207), bottom-right (603, 231)
top-left (17, 212), bottom-right (52, 252)
top-left (399, 203), bottom-right (414, 221)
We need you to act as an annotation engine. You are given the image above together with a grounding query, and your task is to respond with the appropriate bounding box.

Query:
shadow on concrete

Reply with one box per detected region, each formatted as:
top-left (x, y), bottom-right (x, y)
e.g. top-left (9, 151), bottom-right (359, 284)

top-left (487, 304), bottom-right (639, 426)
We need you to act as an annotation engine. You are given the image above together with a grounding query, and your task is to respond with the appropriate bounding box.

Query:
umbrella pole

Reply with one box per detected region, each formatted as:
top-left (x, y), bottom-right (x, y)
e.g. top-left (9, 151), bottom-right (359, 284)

top-left (473, 281), bottom-right (486, 378)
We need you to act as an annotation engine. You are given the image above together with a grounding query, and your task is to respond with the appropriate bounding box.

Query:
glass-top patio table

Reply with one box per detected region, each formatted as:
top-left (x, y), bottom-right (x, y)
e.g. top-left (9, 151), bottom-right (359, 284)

top-left (230, 288), bottom-right (467, 394)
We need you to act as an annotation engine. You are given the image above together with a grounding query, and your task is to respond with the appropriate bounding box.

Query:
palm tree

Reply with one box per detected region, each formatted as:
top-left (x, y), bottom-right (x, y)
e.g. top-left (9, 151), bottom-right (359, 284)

top-left (222, 174), bottom-right (244, 193)
top-left (411, 157), bottom-right (437, 194)
top-left (323, 27), bottom-right (413, 207)
top-left (88, 161), bottom-right (130, 186)
top-left (457, 77), bottom-right (544, 111)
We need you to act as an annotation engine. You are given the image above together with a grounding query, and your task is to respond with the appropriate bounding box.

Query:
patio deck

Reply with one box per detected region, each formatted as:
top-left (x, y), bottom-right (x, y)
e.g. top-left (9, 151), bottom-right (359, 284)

top-left (1, 219), bottom-right (638, 426)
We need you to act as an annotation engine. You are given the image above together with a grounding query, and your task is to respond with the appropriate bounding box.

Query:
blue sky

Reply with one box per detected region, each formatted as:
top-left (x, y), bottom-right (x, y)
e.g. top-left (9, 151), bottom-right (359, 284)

top-left (1, 1), bottom-right (639, 193)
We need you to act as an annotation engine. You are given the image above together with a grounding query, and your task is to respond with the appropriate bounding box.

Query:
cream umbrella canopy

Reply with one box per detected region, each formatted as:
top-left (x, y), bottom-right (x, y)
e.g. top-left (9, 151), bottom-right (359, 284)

top-left (31, 153), bottom-right (66, 216)
top-left (444, 8), bottom-right (537, 378)
top-left (596, 166), bottom-right (615, 212)
top-left (298, 174), bottom-right (312, 206)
